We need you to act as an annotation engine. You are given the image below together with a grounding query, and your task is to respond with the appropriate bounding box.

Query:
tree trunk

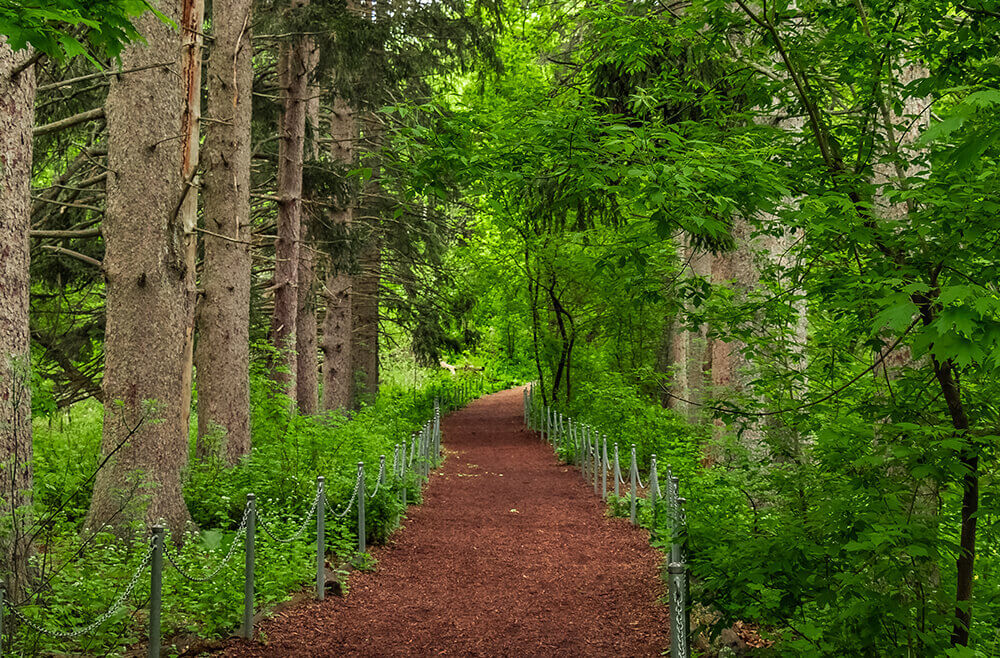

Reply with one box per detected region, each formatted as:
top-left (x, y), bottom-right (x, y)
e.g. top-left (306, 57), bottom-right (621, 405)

top-left (322, 99), bottom-right (355, 411)
top-left (271, 3), bottom-right (311, 401)
top-left (195, 0), bottom-right (252, 463)
top-left (296, 218), bottom-right (319, 413)
top-left (295, 43), bottom-right (321, 414)
top-left (685, 242), bottom-right (712, 422)
top-left (88, 4), bottom-right (200, 534)
top-left (351, 120), bottom-right (382, 405)
top-left (0, 40), bottom-right (35, 595)
top-left (178, 0), bottom-right (203, 449)
top-left (351, 235), bottom-right (380, 405)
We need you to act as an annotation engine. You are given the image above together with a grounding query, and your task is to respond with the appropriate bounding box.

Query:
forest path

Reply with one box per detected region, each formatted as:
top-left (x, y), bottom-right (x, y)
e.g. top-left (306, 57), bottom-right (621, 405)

top-left (217, 387), bottom-right (669, 656)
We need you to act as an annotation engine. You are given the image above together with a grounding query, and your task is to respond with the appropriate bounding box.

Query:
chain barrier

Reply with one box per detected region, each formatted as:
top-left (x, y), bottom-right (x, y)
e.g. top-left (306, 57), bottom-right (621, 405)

top-left (524, 382), bottom-right (691, 658)
top-left (329, 469), bottom-right (363, 519)
top-left (162, 505), bottom-right (251, 583)
top-left (257, 490), bottom-right (321, 544)
top-left (368, 458), bottom-right (386, 501)
top-left (7, 539), bottom-right (156, 640)
top-left (1, 404), bottom-right (448, 654)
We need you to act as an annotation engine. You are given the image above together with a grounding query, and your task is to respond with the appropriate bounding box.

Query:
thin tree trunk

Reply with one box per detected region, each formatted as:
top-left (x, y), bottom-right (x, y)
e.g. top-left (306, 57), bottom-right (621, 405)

top-left (685, 241), bottom-right (712, 422)
top-left (195, 0), bottom-right (252, 463)
top-left (351, 121), bottom-right (382, 405)
top-left (271, 1), bottom-right (311, 401)
top-left (0, 39), bottom-right (36, 595)
top-left (296, 42), bottom-right (321, 414)
top-left (322, 98), bottom-right (355, 411)
top-left (179, 0), bottom-right (204, 450)
top-left (89, 3), bottom-right (200, 533)
top-left (296, 220), bottom-right (319, 413)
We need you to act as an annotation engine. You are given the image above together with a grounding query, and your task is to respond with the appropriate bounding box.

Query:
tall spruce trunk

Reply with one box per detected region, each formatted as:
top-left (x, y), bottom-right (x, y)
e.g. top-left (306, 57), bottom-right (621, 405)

top-left (351, 234), bottom-right (380, 404)
top-left (195, 0), bottom-right (253, 463)
top-left (295, 44), bottom-right (321, 414)
top-left (0, 40), bottom-right (35, 595)
top-left (88, 4), bottom-right (201, 533)
top-left (351, 122), bottom-right (382, 404)
top-left (322, 99), bottom-right (354, 410)
top-left (271, 6), bottom-right (311, 401)
top-left (296, 218), bottom-right (319, 413)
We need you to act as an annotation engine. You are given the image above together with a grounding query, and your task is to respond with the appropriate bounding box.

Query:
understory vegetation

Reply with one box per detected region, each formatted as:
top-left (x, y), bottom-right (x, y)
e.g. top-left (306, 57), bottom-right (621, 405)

top-left (16, 362), bottom-right (500, 656)
top-left (3, 0), bottom-right (1000, 655)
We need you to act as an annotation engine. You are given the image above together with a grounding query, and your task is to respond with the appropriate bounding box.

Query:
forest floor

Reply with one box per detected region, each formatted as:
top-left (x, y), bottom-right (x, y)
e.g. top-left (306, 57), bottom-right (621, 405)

top-left (214, 387), bottom-right (670, 656)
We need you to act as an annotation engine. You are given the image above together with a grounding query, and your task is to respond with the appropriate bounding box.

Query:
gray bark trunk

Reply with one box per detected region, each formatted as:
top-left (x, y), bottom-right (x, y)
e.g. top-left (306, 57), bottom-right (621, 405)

top-left (322, 99), bottom-right (355, 411)
top-left (296, 43), bottom-right (321, 414)
top-left (0, 40), bottom-right (35, 595)
top-left (685, 242), bottom-right (712, 422)
top-left (88, 5), bottom-right (199, 534)
top-left (350, 119), bottom-right (382, 404)
top-left (271, 6), bottom-right (311, 401)
top-left (351, 232), bottom-right (380, 405)
top-left (196, 0), bottom-right (253, 463)
top-left (296, 219), bottom-right (319, 413)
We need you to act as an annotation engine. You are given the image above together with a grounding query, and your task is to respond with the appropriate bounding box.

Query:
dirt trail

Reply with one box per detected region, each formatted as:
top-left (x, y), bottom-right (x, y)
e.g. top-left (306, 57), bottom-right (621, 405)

top-left (218, 387), bottom-right (669, 656)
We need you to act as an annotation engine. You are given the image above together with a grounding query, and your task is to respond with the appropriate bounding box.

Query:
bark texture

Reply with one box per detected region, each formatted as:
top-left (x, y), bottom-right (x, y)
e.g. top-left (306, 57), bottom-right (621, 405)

top-left (179, 0), bottom-right (204, 452)
top-left (88, 5), bottom-right (199, 533)
top-left (351, 234), bottom-right (380, 404)
top-left (0, 40), bottom-right (35, 594)
top-left (196, 0), bottom-right (253, 463)
top-left (351, 123), bottom-right (382, 405)
top-left (295, 43), bottom-right (321, 414)
top-left (322, 99), bottom-right (355, 410)
top-left (296, 219), bottom-right (319, 413)
top-left (271, 3), bottom-right (311, 401)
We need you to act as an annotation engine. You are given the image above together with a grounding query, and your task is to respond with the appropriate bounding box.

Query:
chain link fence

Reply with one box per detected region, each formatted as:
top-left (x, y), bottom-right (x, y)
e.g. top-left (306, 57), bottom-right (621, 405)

top-left (524, 384), bottom-right (691, 658)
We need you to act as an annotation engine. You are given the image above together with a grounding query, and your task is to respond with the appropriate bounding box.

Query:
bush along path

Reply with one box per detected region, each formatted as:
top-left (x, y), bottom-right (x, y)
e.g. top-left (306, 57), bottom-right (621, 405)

top-left (216, 386), bottom-right (669, 656)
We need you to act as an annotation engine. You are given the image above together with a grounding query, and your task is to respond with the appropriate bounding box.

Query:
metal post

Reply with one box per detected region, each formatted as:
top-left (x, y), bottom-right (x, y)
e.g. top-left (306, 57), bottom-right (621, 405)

top-left (601, 436), bottom-right (608, 499)
top-left (316, 477), bottom-right (325, 600)
top-left (613, 443), bottom-right (621, 498)
top-left (669, 561), bottom-right (690, 658)
top-left (379, 455), bottom-right (387, 486)
top-left (593, 434), bottom-right (601, 495)
top-left (242, 496), bottom-right (255, 638)
top-left (671, 478), bottom-right (682, 563)
top-left (149, 526), bottom-right (164, 657)
top-left (649, 456), bottom-right (658, 528)
top-left (357, 462), bottom-right (366, 554)
top-left (630, 444), bottom-right (637, 525)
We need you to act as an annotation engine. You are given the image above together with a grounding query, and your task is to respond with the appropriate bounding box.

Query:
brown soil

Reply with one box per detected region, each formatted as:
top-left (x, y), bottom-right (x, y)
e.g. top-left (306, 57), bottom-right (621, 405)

top-left (215, 387), bottom-right (670, 657)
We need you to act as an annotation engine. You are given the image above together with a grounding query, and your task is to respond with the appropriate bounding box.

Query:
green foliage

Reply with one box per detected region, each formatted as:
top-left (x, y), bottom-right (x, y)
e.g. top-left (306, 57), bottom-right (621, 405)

top-left (10, 366), bottom-right (466, 655)
top-left (0, 0), bottom-right (160, 63)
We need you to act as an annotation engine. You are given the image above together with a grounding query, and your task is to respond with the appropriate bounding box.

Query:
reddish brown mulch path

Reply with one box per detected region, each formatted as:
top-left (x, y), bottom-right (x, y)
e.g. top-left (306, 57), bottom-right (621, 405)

top-left (216, 387), bottom-right (670, 657)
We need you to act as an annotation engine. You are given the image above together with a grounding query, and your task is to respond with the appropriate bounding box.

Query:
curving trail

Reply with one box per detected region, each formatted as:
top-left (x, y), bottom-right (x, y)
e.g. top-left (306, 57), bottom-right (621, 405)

top-left (217, 387), bottom-right (669, 656)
